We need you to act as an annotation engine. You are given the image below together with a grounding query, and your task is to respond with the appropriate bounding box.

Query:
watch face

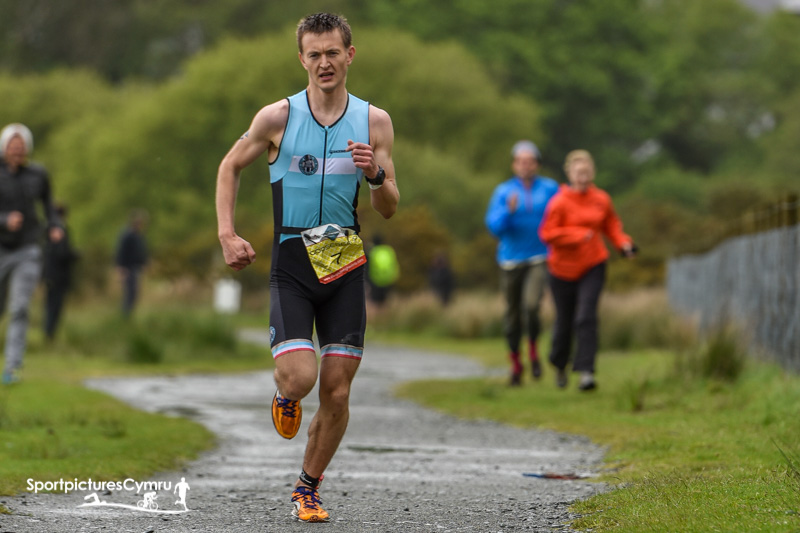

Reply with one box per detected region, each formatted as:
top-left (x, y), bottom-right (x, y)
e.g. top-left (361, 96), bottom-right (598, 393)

top-left (368, 167), bottom-right (385, 185)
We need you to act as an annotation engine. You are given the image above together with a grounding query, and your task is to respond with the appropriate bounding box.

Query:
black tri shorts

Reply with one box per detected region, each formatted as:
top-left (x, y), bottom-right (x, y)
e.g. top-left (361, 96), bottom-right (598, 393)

top-left (268, 236), bottom-right (366, 361)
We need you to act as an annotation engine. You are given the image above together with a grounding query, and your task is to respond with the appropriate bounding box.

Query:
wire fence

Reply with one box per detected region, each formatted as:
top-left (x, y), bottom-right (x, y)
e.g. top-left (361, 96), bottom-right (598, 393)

top-left (667, 223), bottom-right (800, 372)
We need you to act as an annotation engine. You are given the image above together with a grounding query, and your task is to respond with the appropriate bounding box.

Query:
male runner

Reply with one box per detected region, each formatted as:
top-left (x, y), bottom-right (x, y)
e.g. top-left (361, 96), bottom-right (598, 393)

top-left (215, 12), bottom-right (399, 522)
top-left (485, 141), bottom-right (558, 385)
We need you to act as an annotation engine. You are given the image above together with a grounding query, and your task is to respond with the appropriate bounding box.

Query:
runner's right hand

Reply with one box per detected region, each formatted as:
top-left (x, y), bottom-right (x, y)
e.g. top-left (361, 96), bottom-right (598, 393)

top-left (6, 211), bottom-right (23, 231)
top-left (221, 235), bottom-right (256, 271)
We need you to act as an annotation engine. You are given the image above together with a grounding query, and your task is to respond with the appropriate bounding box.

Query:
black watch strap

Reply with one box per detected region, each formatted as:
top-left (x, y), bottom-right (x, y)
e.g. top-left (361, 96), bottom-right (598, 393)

top-left (366, 166), bottom-right (386, 186)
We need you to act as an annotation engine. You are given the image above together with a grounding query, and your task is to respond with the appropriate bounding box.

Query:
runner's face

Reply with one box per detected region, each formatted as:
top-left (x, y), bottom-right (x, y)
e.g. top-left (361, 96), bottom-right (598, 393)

top-left (512, 151), bottom-right (538, 180)
top-left (566, 159), bottom-right (595, 192)
top-left (4, 136), bottom-right (27, 168)
top-left (299, 31), bottom-right (355, 93)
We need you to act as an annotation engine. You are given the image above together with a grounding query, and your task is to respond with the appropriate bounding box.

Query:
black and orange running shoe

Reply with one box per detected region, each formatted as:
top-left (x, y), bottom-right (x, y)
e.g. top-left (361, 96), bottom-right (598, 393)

top-left (291, 486), bottom-right (330, 522)
top-left (272, 391), bottom-right (302, 439)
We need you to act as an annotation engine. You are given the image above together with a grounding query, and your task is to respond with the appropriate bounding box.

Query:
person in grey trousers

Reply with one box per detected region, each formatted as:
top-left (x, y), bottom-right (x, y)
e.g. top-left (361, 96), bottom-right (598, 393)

top-left (485, 141), bottom-right (559, 386)
top-left (0, 123), bottom-right (63, 385)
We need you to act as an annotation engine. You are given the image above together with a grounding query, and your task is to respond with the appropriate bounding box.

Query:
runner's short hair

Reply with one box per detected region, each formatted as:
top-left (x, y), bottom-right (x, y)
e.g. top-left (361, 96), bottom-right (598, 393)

top-left (511, 140), bottom-right (541, 161)
top-left (296, 13), bottom-right (352, 52)
top-left (563, 149), bottom-right (594, 172)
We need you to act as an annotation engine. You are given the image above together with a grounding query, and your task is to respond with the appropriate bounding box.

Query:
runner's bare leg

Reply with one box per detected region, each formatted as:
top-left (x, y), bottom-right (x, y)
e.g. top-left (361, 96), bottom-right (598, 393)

top-left (274, 349), bottom-right (319, 400)
top-left (298, 356), bottom-right (360, 483)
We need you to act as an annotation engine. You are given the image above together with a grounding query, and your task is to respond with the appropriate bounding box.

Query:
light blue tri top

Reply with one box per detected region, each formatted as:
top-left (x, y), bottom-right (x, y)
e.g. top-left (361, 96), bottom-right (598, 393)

top-left (270, 90), bottom-right (370, 242)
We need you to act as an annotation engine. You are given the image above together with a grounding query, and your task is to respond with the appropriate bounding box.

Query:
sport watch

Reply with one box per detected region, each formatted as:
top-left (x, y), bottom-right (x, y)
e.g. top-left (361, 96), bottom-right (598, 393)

top-left (366, 166), bottom-right (386, 189)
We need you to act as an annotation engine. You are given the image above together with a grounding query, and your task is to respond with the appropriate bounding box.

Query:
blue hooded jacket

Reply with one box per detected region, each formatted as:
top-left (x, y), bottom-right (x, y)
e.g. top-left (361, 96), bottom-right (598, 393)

top-left (485, 175), bottom-right (559, 267)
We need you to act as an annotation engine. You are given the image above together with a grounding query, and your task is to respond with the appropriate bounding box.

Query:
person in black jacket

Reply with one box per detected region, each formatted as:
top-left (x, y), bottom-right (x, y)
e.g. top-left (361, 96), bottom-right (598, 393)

top-left (0, 123), bottom-right (63, 384)
top-left (114, 209), bottom-right (148, 318)
top-left (42, 203), bottom-right (79, 340)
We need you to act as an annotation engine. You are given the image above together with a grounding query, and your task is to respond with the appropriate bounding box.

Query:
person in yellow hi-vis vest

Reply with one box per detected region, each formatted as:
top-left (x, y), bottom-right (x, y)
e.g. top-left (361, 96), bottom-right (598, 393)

top-left (366, 234), bottom-right (399, 308)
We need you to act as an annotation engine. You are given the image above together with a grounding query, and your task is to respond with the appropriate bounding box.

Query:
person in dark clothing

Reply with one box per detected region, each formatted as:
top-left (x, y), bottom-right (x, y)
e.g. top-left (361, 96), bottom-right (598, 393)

top-left (429, 251), bottom-right (455, 306)
top-left (0, 123), bottom-right (63, 384)
top-left (115, 209), bottom-right (148, 318)
top-left (42, 203), bottom-right (79, 340)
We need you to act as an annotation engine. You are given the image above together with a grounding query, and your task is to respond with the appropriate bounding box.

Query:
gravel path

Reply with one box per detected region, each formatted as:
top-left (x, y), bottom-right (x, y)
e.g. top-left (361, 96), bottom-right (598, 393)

top-left (2, 334), bottom-right (607, 532)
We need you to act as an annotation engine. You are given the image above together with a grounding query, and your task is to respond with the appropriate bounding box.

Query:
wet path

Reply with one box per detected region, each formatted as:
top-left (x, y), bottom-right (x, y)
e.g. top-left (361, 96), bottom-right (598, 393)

top-left (2, 337), bottom-right (606, 532)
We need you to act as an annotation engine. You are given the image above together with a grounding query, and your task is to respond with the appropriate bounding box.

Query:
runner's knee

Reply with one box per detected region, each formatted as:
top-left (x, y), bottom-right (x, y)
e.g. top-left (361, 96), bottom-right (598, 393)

top-left (274, 363), bottom-right (318, 400)
top-left (318, 381), bottom-right (351, 413)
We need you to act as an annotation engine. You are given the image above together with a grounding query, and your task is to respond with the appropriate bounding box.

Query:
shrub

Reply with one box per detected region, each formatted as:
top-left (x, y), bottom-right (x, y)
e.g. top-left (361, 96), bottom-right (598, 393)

top-left (674, 325), bottom-right (747, 383)
top-left (125, 329), bottom-right (164, 364)
top-left (700, 327), bottom-right (746, 382)
top-left (56, 303), bottom-right (241, 363)
top-left (369, 291), bottom-right (509, 339)
top-left (599, 288), bottom-right (696, 352)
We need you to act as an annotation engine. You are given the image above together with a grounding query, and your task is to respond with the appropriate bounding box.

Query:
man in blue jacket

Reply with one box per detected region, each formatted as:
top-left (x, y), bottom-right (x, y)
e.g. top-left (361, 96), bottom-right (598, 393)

top-left (485, 140), bottom-right (558, 385)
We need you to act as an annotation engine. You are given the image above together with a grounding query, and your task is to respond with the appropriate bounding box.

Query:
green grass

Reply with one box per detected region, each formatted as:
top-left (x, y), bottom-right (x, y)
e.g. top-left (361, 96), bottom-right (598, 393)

top-left (17, 299), bottom-right (274, 382)
top-left (394, 348), bottom-right (800, 532)
top-left (0, 300), bottom-right (274, 497)
top-left (0, 379), bottom-right (214, 496)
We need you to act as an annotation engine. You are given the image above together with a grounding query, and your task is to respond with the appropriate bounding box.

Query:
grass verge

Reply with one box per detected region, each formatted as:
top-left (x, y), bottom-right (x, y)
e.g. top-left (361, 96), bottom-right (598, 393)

top-left (394, 348), bottom-right (800, 532)
top-left (0, 301), bottom-right (273, 498)
top-left (0, 379), bottom-right (214, 496)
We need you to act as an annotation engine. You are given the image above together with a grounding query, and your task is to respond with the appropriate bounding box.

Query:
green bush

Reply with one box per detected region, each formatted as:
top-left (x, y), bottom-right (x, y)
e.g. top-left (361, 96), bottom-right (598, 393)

top-left (598, 289), bottom-right (696, 352)
top-left (125, 329), bottom-right (164, 364)
top-left (674, 325), bottom-right (747, 383)
top-left (57, 305), bottom-right (241, 363)
top-left (700, 327), bottom-right (746, 382)
top-left (369, 291), bottom-right (507, 339)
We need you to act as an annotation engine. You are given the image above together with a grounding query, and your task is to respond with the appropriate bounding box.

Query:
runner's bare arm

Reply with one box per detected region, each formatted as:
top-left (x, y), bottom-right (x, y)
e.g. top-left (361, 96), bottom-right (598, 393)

top-left (347, 105), bottom-right (398, 219)
top-left (216, 101), bottom-right (288, 270)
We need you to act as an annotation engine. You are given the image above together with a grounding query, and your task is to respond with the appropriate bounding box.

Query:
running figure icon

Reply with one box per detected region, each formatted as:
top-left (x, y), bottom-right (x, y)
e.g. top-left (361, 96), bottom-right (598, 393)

top-left (173, 477), bottom-right (190, 511)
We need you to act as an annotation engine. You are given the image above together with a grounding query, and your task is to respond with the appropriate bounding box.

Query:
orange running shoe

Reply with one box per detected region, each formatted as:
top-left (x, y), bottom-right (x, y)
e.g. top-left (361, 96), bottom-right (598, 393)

top-left (291, 486), bottom-right (330, 522)
top-left (272, 391), bottom-right (302, 439)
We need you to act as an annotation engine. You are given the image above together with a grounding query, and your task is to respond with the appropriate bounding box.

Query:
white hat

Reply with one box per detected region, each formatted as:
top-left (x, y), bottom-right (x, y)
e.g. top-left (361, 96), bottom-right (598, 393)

top-left (0, 123), bottom-right (34, 156)
top-left (511, 140), bottom-right (541, 160)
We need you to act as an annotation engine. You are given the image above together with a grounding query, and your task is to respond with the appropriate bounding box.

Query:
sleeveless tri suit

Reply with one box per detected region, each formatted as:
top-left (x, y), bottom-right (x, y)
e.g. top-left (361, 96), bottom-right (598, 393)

top-left (268, 90), bottom-right (370, 361)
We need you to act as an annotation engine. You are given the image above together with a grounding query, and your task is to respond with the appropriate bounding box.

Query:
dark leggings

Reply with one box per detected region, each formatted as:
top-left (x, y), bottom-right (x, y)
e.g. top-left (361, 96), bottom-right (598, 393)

top-left (500, 262), bottom-right (547, 354)
top-left (548, 262), bottom-right (606, 373)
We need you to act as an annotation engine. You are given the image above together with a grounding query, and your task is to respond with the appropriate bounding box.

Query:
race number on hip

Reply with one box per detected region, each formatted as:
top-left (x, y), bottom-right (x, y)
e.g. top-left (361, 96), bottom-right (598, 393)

top-left (301, 224), bottom-right (366, 284)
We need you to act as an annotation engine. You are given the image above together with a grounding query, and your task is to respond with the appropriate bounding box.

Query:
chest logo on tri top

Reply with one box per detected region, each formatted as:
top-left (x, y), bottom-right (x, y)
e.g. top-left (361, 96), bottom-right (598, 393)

top-left (298, 154), bottom-right (319, 176)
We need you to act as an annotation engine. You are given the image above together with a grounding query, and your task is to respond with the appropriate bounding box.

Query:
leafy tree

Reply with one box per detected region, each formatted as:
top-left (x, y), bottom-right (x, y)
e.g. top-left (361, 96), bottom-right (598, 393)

top-left (752, 12), bottom-right (800, 188)
top-left (758, 10), bottom-right (800, 103)
top-left (0, 0), bottom-right (380, 81)
top-left (644, 0), bottom-right (767, 173)
top-left (0, 0), bottom-right (149, 81)
top-left (0, 70), bottom-right (117, 153)
top-left (760, 90), bottom-right (800, 185)
top-left (350, 0), bottom-right (659, 190)
top-left (2, 1), bottom-right (778, 187)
